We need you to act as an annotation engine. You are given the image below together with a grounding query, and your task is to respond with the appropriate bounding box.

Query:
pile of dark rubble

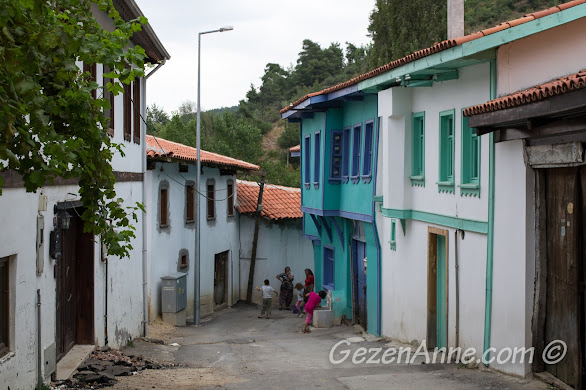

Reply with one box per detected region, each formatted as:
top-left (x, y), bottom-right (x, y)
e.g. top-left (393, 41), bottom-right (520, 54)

top-left (51, 346), bottom-right (170, 389)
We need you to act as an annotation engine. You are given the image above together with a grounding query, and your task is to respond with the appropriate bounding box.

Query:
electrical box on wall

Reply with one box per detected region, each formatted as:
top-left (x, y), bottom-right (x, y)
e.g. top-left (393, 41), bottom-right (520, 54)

top-left (36, 215), bottom-right (44, 275)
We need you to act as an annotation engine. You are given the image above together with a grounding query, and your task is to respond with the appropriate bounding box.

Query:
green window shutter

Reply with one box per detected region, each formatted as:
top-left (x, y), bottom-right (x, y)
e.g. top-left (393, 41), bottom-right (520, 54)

top-left (410, 112), bottom-right (425, 187)
top-left (438, 110), bottom-right (455, 194)
top-left (459, 112), bottom-right (481, 197)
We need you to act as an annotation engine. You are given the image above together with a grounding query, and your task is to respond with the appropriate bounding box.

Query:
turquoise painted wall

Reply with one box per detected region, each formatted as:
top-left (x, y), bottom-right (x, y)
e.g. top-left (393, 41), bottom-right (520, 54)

top-left (301, 112), bottom-right (325, 211)
top-left (303, 214), bottom-right (320, 238)
top-left (322, 95), bottom-right (378, 217)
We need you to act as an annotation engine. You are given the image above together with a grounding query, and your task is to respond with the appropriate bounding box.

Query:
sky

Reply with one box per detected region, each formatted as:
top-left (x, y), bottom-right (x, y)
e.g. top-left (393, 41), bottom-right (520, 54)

top-left (136, 0), bottom-right (376, 114)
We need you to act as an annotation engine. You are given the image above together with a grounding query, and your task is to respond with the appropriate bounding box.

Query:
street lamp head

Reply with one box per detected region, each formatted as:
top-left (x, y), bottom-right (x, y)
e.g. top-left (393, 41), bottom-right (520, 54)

top-left (219, 26), bottom-right (234, 32)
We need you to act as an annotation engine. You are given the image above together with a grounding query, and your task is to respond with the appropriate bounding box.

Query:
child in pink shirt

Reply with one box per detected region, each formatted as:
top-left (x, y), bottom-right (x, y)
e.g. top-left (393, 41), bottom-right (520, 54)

top-left (303, 290), bottom-right (327, 333)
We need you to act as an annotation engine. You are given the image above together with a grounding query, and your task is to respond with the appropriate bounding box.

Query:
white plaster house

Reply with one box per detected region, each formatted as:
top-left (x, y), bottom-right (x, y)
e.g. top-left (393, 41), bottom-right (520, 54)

top-left (464, 6), bottom-right (586, 386)
top-left (371, 0), bottom-right (586, 381)
top-left (145, 136), bottom-right (260, 321)
top-left (0, 1), bottom-right (170, 388)
top-left (236, 180), bottom-right (314, 306)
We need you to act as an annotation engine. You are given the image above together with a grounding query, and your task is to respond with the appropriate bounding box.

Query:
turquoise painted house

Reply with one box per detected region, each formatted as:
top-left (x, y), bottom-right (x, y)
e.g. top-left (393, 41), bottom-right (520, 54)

top-left (282, 93), bottom-right (381, 335)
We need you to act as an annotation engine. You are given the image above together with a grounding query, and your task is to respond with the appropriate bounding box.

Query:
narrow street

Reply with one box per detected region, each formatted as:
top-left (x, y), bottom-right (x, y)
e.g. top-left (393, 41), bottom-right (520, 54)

top-left (113, 303), bottom-right (549, 390)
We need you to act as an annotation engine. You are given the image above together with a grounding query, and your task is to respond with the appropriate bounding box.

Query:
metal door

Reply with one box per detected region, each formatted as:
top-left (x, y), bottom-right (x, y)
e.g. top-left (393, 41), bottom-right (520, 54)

top-left (352, 239), bottom-right (367, 330)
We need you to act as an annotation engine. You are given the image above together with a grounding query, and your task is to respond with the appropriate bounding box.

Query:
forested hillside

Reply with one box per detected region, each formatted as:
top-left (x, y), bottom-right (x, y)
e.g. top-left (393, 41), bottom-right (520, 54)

top-left (147, 0), bottom-right (557, 187)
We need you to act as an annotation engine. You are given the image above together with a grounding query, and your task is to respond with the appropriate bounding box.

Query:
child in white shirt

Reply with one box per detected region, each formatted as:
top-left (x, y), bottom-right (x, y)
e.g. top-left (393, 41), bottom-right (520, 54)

top-left (294, 283), bottom-right (304, 316)
top-left (256, 279), bottom-right (278, 319)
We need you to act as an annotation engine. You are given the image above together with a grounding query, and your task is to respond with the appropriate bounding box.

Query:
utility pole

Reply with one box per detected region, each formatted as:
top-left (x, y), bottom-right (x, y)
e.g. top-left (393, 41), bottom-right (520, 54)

top-left (246, 178), bottom-right (265, 303)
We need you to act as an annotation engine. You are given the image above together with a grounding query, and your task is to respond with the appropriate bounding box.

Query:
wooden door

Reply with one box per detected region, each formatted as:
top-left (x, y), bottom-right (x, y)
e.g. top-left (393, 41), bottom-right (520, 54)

top-left (352, 240), bottom-right (367, 330)
top-left (428, 228), bottom-right (448, 349)
top-left (544, 167), bottom-right (585, 388)
top-left (214, 251), bottom-right (228, 306)
top-left (57, 209), bottom-right (94, 360)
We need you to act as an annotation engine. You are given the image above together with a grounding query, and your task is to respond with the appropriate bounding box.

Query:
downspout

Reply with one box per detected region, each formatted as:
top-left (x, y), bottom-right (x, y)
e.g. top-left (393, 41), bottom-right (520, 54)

top-left (142, 76), bottom-right (149, 338)
top-left (483, 60), bottom-right (497, 364)
top-left (455, 230), bottom-right (460, 348)
top-left (372, 116), bottom-right (382, 337)
top-left (37, 289), bottom-right (42, 390)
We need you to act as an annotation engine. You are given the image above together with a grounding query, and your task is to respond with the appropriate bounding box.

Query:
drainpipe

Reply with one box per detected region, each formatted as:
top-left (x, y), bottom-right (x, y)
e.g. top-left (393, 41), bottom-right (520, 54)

top-left (37, 289), bottom-right (42, 390)
top-left (142, 77), bottom-right (149, 338)
top-left (483, 60), bottom-right (497, 365)
top-left (455, 230), bottom-right (461, 348)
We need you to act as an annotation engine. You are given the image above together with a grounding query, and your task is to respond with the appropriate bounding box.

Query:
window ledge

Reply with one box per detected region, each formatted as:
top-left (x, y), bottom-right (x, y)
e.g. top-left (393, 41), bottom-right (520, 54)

top-left (323, 283), bottom-right (334, 291)
top-left (410, 175), bottom-right (425, 187)
top-left (389, 240), bottom-right (396, 251)
top-left (341, 177), bottom-right (349, 184)
top-left (313, 182), bottom-right (320, 189)
top-left (0, 351), bottom-right (15, 365)
top-left (350, 176), bottom-right (360, 184)
top-left (361, 174), bottom-right (372, 184)
top-left (437, 181), bottom-right (455, 194)
top-left (304, 183), bottom-right (311, 190)
top-left (185, 220), bottom-right (195, 224)
top-left (159, 223), bottom-right (169, 228)
top-left (459, 183), bottom-right (480, 198)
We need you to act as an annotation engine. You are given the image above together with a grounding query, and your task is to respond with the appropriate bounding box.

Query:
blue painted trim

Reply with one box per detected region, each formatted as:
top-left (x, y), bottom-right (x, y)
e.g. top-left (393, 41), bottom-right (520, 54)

top-left (329, 130), bottom-right (343, 181)
top-left (304, 135), bottom-right (311, 186)
top-left (313, 130), bottom-right (321, 188)
top-left (319, 215), bottom-right (332, 242)
top-left (323, 245), bottom-right (335, 289)
top-left (303, 233), bottom-right (319, 241)
top-left (362, 119), bottom-right (374, 181)
top-left (310, 214), bottom-right (322, 234)
top-left (312, 239), bottom-right (322, 246)
top-left (322, 209), bottom-right (373, 223)
top-left (342, 127), bottom-right (351, 182)
top-left (301, 206), bottom-right (324, 215)
top-left (351, 122), bottom-right (362, 180)
top-left (329, 216), bottom-right (344, 250)
top-left (290, 151), bottom-right (300, 158)
top-left (327, 84), bottom-right (358, 101)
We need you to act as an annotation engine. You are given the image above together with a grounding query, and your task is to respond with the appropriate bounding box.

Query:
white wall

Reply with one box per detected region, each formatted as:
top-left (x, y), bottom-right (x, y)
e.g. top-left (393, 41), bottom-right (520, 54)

top-left (147, 163), bottom-right (240, 321)
top-left (497, 17), bottom-right (586, 96)
top-left (378, 62), bottom-right (491, 360)
top-left (239, 216), bottom-right (314, 306)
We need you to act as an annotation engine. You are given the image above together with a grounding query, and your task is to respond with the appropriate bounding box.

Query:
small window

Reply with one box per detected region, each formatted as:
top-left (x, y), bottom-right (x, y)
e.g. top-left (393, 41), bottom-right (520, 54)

top-left (304, 135), bottom-right (311, 189)
top-left (362, 121), bottom-right (374, 182)
top-left (351, 124), bottom-right (361, 183)
top-left (207, 181), bottom-right (215, 220)
top-left (133, 80), bottom-right (141, 144)
top-left (438, 110), bottom-right (455, 193)
top-left (0, 257), bottom-right (9, 357)
top-left (227, 181), bottom-right (234, 218)
top-left (186, 184), bottom-right (195, 223)
top-left (123, 83), bottom-right (132, 142)
top-left (342, 127), bottom-right (350, 182)
top-left (83, 62), bottom-right (97, 99)
top-left (390, 219), bottom-right (397, 251)
top-left (410, 112), bottom-right (425, 186)
top-left (180, 254), bottom-right (188, 268)
top-left (329, 130), bottom-right (343, 182)
top-left (323, 246), bottom-right (334, 289)
top-left (103, 65), bottom-right (115, 136)
top-left (313, 131), bottom-right (321, 188)
top-left (460, 113), bottom-right (481, 197)
top-left (160, 188), bottom-right (168, 227)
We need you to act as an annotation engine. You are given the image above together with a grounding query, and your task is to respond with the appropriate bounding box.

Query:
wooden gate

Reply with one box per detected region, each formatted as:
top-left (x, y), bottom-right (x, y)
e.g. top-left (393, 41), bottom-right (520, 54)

top-left (56, 208), bottom-right (94, 360)
top-left (543, 166), bottom-right (585, 388)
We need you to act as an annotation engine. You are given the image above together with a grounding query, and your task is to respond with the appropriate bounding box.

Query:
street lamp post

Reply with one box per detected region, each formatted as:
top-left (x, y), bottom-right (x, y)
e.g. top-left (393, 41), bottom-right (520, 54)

top-left (195, 26), bottom-right (233, 326)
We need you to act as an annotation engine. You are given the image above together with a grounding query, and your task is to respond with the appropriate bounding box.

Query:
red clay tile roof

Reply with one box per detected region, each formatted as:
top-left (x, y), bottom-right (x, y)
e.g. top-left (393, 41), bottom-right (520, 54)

top-left (236, 180), bottom-right (302, 221)
top-left (464, 70), bottom-right (586, 116)
top-left (280, 0), bottom-right (586, 114)
top-left (289, 144), bottom-right (300, 152)
top-left (146, 135), bottom-right (260, 171)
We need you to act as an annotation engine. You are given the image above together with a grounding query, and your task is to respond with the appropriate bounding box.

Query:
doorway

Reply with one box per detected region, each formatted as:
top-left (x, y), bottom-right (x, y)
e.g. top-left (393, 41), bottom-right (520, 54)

top-left (352, 239), bottom-right (367, 331)
top-left (56, 206), bottom-right (94, 361)
top-left (214, 251), bottom-right (229, 307)
top-left (539, 166), bottom-right (586, 388)
top-left (427, 227), bottom-right (449, 349)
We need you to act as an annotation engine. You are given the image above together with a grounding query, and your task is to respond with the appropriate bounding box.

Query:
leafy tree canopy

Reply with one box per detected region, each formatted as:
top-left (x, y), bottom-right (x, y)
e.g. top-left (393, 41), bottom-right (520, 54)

top-left (0, 0), bottom-right (148, 257)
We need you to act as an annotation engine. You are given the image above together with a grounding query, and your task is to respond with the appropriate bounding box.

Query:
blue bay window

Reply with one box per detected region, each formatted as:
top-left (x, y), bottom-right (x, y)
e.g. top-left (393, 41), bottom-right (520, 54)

top-left (304, 135), bottom-right (311, 189)
top-left (351, 124), bottom-right (362, 183)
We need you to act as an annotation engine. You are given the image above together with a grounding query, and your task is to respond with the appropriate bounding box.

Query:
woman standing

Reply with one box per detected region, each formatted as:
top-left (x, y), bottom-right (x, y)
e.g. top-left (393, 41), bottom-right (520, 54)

top-left (298, 268), bottom-right (315, 315)
top-left (276, 266), bottom-right (294, 310)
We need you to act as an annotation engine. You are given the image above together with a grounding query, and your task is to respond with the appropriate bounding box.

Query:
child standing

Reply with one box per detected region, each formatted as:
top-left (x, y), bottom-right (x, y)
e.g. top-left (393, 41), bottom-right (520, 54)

top-left (294, 283), bottom-right (304, 316)
top-left (303, 290), bottom-right (327, 333)
top-left (256, 279), bottom-right (278, 319)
